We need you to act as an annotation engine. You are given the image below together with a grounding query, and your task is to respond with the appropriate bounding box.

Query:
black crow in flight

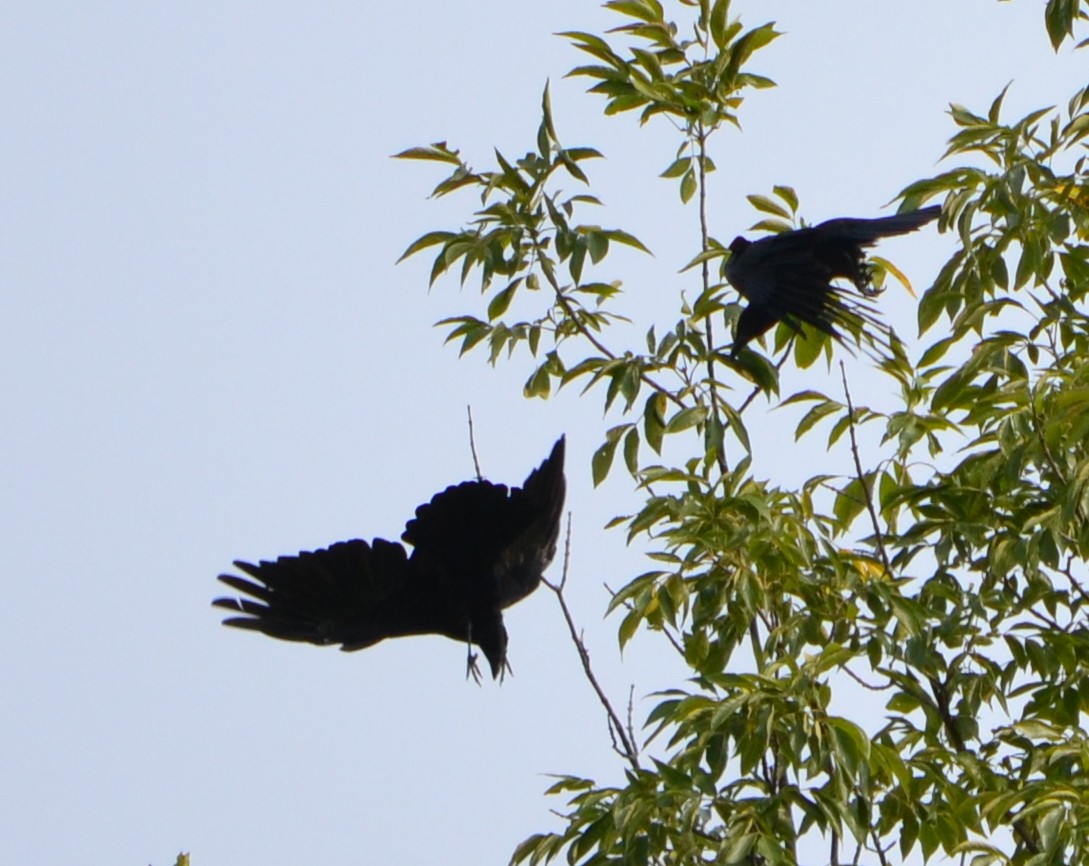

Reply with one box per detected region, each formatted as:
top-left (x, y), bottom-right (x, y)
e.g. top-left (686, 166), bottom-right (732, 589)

top-left (213, 436), bottom-right (566, 681)
top-left (725, 205), bottom-right (941, 356)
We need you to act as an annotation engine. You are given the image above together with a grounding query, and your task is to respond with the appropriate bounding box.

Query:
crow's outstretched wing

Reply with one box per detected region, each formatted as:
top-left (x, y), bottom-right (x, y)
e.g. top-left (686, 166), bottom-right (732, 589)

top-left (213, 538), bottom-right (454, 650)
top-left (808, 206), bottom-right (943, 247)
top-left (496, 435), bottom-right (566, 607)
top-left (803, 206), bottom-right (942, 290)
top-left (401, 436), bottom-right (566, 609)
top-left (726, 206), bottom-right (940, 355)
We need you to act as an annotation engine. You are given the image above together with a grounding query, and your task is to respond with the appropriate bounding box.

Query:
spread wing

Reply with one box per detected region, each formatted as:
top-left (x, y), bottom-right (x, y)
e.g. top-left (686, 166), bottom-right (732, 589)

top-left (213, 538), bottom-right (458, 650)
top-left (213, 436), bottom-right (567, 680)
top-left (805, 206), bottom-right (942, 288)
top-left (496, 435), bottom-right (566, 607)
top-left (809, 206), bottom-right (942, 248)
top-left (727, 207), bottom-right (940, 355)
top-left (401, 435), bottom-right (566, 609)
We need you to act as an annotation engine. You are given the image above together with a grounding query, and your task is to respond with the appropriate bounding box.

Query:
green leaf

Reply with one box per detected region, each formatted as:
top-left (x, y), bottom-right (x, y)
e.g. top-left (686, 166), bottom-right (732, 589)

top-left (523, 363), bottom-right (552, 399)
top-left (643, 392), bottom-right (666, 452)
top-left (1045, 0), bottom-right (1077, 49)
top-left (746, 193), bottom-right (790, 219)
top-left (391, 142), bottom-right (461, 163)
top-left (795, 401), bottom-right (840, 440)
top-left (623, 426), bottom-right (640, 475)
top-left (592, 426), bottom-right (629, 486)
top-left (604, 229), bottom-right (653, 255)
top-left (397, 230), bottom-right (457, 263)
top-left (793, 327), bottom-right (825, 369)
top-left (486, 280), bottom-right (520, 320)
top-left (709, 0), bottom-right (731, 50)
top-left (833, 477), bottom-right (867, 528)
top-left (772, 184), bottom-right (798, 212)
top-left (660, 157), bottom-right (691, 179)
top-left (585, 230), bottom-right (609, 264)
top-left (680, 169), bottom-right (697, 203)
top-left (665, 405), bottom-right (706, 433)
top-left (569, 238), bottom-right (587, 283)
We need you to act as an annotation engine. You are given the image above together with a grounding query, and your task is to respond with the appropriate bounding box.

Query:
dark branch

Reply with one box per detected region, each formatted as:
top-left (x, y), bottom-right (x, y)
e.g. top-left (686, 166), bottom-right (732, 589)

top-left (543, 515), bottom-right (641, 768)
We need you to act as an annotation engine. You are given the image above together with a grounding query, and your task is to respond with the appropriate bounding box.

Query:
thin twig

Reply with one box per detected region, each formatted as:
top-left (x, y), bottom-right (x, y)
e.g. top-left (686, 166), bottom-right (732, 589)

top-left (695, 123), bottom-right (728, 474)
top-left (843, 665), bottom-right (892, 692)
top-left (862, 827), bottom-right (888, 866)
top-left (626, 685), bottom-right (637, 758)
top-left (1061, 556), bottom-right (1089, 607)
top-left (543, 514), bottom-right (640, 767)
top-left (1024, 603), bottom-right (1066, 632)
top-left (466, 405), bottom-right (483, 480)
top-left (840, 362), bottom-right (892, 575)
top-left (869, 828), bottom-right (891, 866)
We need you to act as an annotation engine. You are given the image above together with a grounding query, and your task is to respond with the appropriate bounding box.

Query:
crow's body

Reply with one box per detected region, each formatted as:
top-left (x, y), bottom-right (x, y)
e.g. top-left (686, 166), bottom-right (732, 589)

top-left (725, 205), bottom-right (941, 355)
top-left (213, 437), bottom-right (566, 679)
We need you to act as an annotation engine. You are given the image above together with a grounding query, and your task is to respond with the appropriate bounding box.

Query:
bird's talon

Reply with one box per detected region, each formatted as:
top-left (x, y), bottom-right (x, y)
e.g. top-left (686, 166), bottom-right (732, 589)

top-left (466, 650), bottom-right (483, 685)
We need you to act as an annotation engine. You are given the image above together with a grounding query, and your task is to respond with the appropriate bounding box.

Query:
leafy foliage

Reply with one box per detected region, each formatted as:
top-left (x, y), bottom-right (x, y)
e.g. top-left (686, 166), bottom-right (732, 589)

top-left (1039, 0), bottom-right (1089, 49)
top-left (401, 1), bottom-right (1089, 864)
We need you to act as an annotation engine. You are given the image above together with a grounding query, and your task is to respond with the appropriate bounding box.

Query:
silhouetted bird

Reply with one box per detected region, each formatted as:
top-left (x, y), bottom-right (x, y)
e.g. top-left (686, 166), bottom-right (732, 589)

top-left (213, 437), bottom-right (566, 681)
top-left (725, 205), bottom-right (941, 356)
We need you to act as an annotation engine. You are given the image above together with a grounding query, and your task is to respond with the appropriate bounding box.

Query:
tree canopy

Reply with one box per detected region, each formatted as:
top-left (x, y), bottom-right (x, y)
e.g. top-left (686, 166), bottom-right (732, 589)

top-left (401, 2), bottom-right (1089, 864)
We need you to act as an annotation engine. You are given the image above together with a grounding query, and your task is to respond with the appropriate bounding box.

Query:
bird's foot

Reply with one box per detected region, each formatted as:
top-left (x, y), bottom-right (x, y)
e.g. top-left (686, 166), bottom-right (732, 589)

top-left (466, 648), bottom-right (483, 685)
top-left (858, 262), bottom-right (883, 297)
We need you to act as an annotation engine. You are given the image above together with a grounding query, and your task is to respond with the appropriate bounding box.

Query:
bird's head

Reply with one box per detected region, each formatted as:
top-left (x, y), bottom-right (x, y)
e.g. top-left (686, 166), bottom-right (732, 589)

top-left (728, 236), bottom-right (750, 258)
top-left (474, 614), bottom-right (509, 681)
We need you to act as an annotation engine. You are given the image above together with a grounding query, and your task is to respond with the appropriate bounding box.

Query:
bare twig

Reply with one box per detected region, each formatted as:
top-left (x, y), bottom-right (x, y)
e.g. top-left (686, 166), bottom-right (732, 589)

top-left (843, 665), bottom-right (892, 692)
top-left (543, 515), bottom-right (641, 768)
top-left (466, 405), bottom-right (483, 480)
top-left (840, 362), bottom-right (892, 575)
top-left (869, 828), bottom-right (891, 866)
top-left (626, 684), bottom-right (638, 758)
top-left (1061, 555), bottom-right (1089, 607)
top-left (1024, 601), bottom-right (1065, 632)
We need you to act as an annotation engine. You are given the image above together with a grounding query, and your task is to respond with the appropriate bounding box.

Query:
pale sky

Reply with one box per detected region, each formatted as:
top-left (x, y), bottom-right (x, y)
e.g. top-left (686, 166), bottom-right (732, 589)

top-left (2, 3), bottom-right (1083, 865)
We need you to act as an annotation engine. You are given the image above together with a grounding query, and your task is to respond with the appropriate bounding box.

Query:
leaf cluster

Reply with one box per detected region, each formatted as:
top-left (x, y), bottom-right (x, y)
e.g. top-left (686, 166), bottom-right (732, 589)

top-left (399, 2), bottom-right (1089, 865)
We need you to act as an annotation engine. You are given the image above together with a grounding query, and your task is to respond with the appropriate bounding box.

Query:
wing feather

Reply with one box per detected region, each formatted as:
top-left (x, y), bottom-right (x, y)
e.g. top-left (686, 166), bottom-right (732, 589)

top-left (213, 538), bottom-right (424, 650)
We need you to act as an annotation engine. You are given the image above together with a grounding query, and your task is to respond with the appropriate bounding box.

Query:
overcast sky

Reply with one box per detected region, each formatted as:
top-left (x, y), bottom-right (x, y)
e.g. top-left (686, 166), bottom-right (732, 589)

top-left (2, 3), bottom-right (1084, 865)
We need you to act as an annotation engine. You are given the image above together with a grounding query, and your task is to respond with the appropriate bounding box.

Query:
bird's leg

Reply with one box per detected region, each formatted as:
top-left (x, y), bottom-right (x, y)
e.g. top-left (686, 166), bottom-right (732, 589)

top-left (466, 649), bottom-right (482, 684)
top-left (500, 657), bottom-right (513, 684)
top-left (465, 623), bottom-right (483, 685)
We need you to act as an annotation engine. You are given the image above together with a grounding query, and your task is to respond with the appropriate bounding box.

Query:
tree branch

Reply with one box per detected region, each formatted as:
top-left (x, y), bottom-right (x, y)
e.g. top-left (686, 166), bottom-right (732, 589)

top-left (840, 362), bottom-right (892, 575)
top-left (527, 223), bottom-right (684, 410)
top-left (695, 122), bottom-right (728, 474)
top-left (466, 405), bottom-right (483, 480)
top-left (543, 514), bottom-right (641, 768)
